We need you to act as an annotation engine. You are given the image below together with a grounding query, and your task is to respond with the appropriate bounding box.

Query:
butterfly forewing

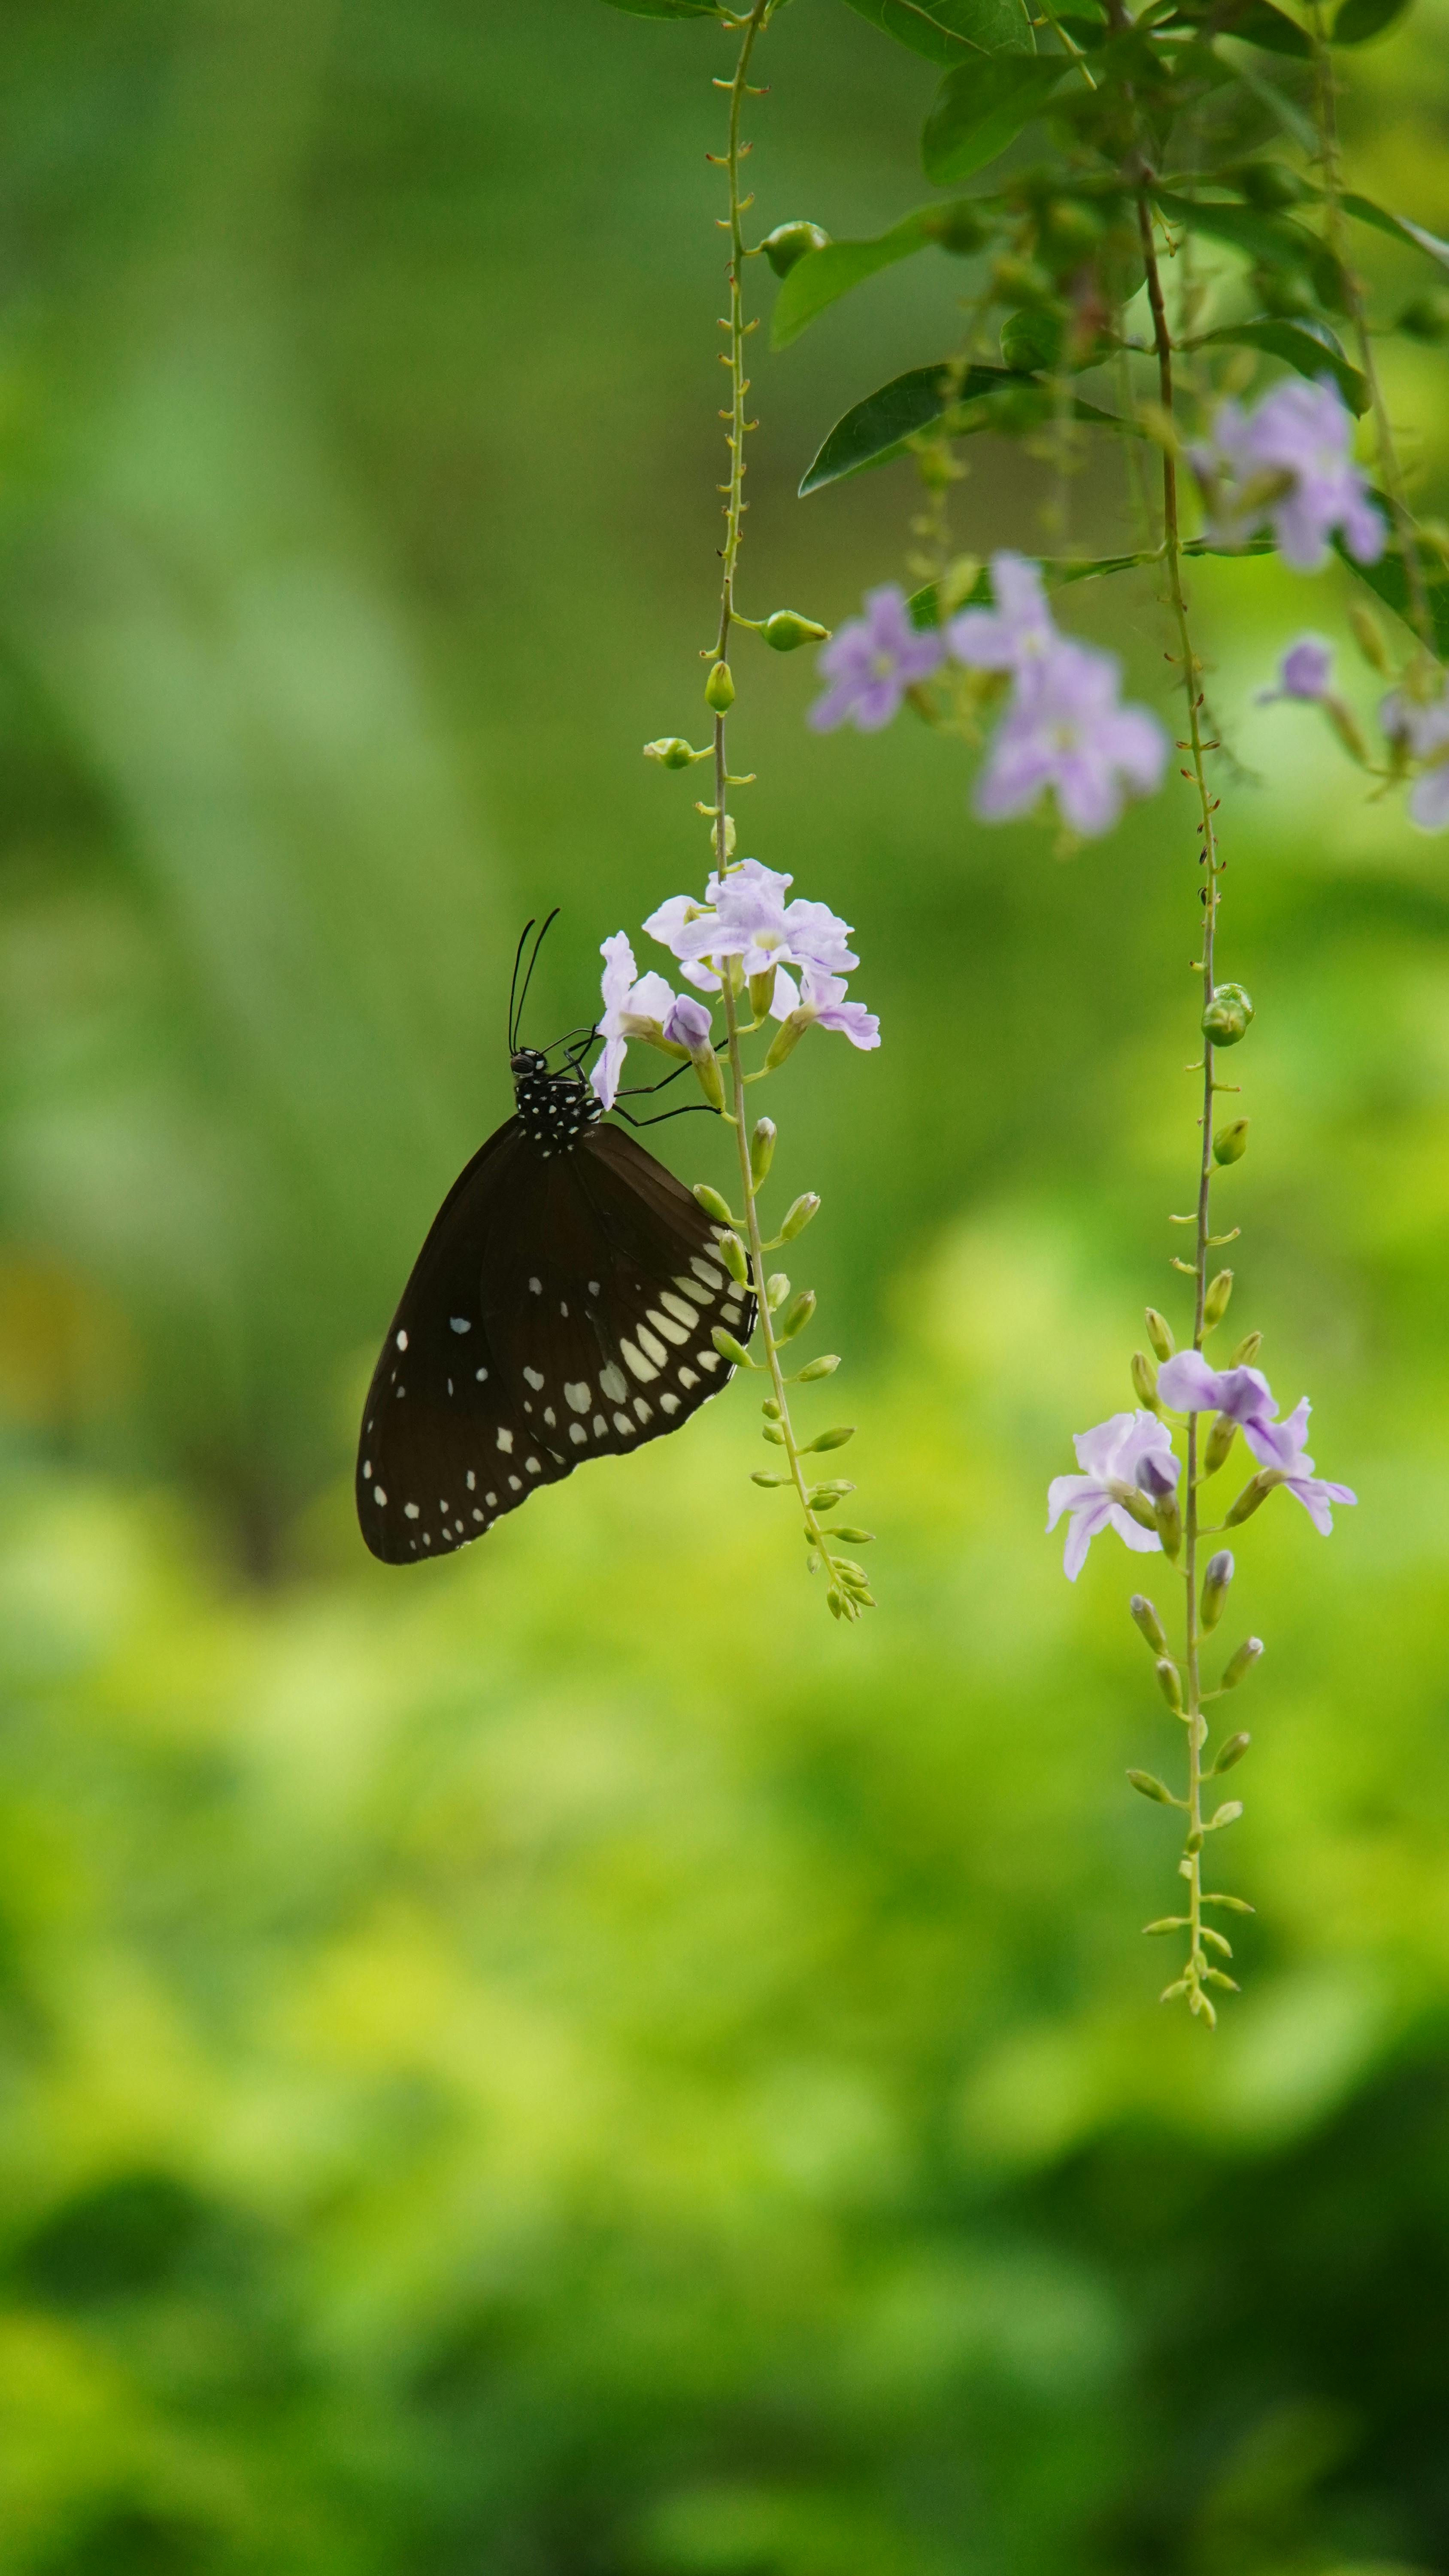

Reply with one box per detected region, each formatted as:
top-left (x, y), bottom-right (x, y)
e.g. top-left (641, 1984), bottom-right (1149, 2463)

top-left (356, 1114), bottom-right (755, 1564)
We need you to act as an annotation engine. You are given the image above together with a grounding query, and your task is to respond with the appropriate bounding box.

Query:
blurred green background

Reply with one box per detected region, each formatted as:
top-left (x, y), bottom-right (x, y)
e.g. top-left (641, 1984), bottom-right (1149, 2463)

top-left (1, 0), bottom-right (1449, 2567)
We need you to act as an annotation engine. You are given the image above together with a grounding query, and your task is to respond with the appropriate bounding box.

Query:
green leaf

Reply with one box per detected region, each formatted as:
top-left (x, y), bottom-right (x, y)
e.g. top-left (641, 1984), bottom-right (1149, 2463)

top-left (840, 0), bottom-right (1036, 64)
top-left (798, 361), bottom-right (1133, 496)
top-left (1333, 0), bottom-right (1412, 37)
top-left (1337, 515), bottom-right (1449, 657)
top-left (923, 53), bottom-right (1073, 182)
top-left (1194, 317), bottom-right (1367, 413)
top-left (904, 532), bottom-right (1276, 625)
top-left (1152, 187), bottom-right (1316, 267)
top-left (771, 212), bottom-right (932, 350)
top-left (1342, 191), bottom-right (1449, 275)
top-left (598, 0), bottom-right (721, 15)
top-left (1220, 0), bottom-right (1314, 53)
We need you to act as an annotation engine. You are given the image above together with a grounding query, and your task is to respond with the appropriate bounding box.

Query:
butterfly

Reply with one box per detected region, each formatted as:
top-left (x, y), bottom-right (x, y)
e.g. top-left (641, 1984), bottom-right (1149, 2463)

top-left (356, 917), bottom-right (755, 1564)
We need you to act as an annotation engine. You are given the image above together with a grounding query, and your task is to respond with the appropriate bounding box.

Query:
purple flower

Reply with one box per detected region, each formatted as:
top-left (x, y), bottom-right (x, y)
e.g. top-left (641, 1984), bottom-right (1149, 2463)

top-left (591, 933), bottom-right (680, 1111)
top-left (664, 992), bottom-right (713, 1052)
top-left (770, 962), bottom-right (880, 1051)
top-left (974, 640), bottom-right (1168, 837)
top-left (947, 551), bottom-right (1060, 677)
top-left (1190, 377), bottom-right (1385, 574)
top-left (1156, 1352), bottom-right (1356, 1533)
top-left (808, 584), bottom-right (944, 734)
top-left (649, 859), bottom-right (858, 986)
top-left (1382, 679), bottom-right (1449, 830)
top-left (1258, 634), bottom-right (1334, 704)
top-left (1046, 1410), bottom-right (1176, 1581)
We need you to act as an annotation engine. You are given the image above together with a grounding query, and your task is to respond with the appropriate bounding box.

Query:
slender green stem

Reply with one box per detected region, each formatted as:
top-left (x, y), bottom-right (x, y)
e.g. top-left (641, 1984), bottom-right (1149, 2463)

top-left (1137, 186), bottom-right (1222, 2023)
top-left (705, 2), bottom-right (863, 1619)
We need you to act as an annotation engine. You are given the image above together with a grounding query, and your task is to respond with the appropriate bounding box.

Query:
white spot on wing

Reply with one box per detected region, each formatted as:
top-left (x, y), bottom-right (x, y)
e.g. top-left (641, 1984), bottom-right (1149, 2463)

top-left (528, 1277), bottom-right (542, 1294)
top-left (598, 1363), bottom-right (627, 1404)
top-left (475, 1368), bottom-right (488, 1382)
top-left (450, 1317), bottom-right (471, 1334)
top-left (646, 1308), bottom-right (688, 1348)
top-left (524, 1367), bottom-right (545, 1391)
top-left (569, 1422), bottom-right (587, 1446)
top-left (692, 1259), bottom-right (725, 1289)
top-left (634, 1397), bottom-right (653, 1422)
top-left (373, 1486), bottom-right (387, 1506)
top-left (588, 1279), bottom-right (600, 1295)
top-left (613, 1411), bottom-right (632, 1433)
top-left (497, 1428), bottom-right (514, 1453)
top-left (679, 1367), bottom-right (699, 1389)
top-left (674, 1275), bottom-right (711, 1306)
top-left (661, 1292), bottom-right (696, 1328)
top-left (660, 1392), bottom-right (680, 1415)
top-left (592, 1414), bottom-right (607, 1437)
top-left (543, 1406), bottom-right (556, 1427)
top-left (508, 1474), bottom-right (522, 1490)
top-left (698, 1349), bottom-right (721, 1372)
top-left (637, 1324), bottom-right (669, 1366)
top-left (395, 1330), bottom-right (408, 1350)
top-left (466, 1473), bottom-right (476, 1490)
top-left (526, 1456), bottom-right (541, 1473)
top-left (564, 1381), bottom-right (591, 1412)
top-left (404, 1503), bottom-right (420, 1520)
top-left (620, 1339), bottom-right (658, 1384)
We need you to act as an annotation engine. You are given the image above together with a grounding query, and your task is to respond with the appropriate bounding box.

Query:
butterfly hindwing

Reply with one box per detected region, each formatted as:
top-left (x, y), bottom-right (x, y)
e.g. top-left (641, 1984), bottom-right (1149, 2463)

top-left (356, 1122), bottom-right (573, 1564)
top-left (483, 1123), bottom-right (756, 1467)
top-left (356, 1115), bottom-right (756, 1564)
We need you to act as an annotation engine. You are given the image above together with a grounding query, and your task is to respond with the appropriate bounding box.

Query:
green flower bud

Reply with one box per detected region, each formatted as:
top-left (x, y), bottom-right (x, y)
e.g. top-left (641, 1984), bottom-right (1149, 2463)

top-left (1201, 981), bottom-right (1255, 1047)
top-left (1001, 306), bottom-right (1063, 372)
top-left (1213, 1118), bottom-right (1249, 1166)
top-left (749, 967), bottom-right (778, 1022)
top-left (688, 1049), bottom-right (724, 1114)
top-left (1207, 1798), bottom-right (1243, 1831)
top-left (749, 1117), bottom-right (776, 1186)
top-left (807, 1479), bottom-right (854, 1509)
top-left (762, 610), bottom-right (830, 652)
top-left (693, 1183), bottom-right (736, 1227)
top-left (1155, 1656), bottom-right (1184, 1712)
top-left (712, 1327), bottom-right (755, 1369)
top-left (1201, 1891), bottom-right (1255, 1914)
top-left (1203, 1268), bottom-right (1234, 1328)
top-left (762, 1012), bottom-right (807, 1071)
top-left (1204, 1413), bottom-right (1237, 1479)
top-left (1200, 1549), bottom-right (1234, 1631)
top-left (1229, 1329), bottom-right (1262, 1367)
top-left (1118, 1488), bottom-right (1160, 1534)
top-left (644, 737), bottom-right (704, 769)
top-left (1130, 1594), bottom-right (1170, 1656)
top-left (1153, 1490), bottom-right (1182, 1562)
top-left (804, 1424), bottom-right (855, 1452)
top-left (761, 1422), bottom-right (786, 1444)
top-left (1143, 1916), bottom-right (1190, 1935)
top-left (1396, 286), bottom-right (1449, 341)
top-left (794, 1354), bottom-right (839, 1380)
top-left (780, 1192), bottom-right (820, 1239)
top-left (830, 1526), bottom-right (873, 1543)
top-left (1131, 1349), bottom-right (1160, 1412)
top-left (718, 1230), bottom-right (749, 1287)
top-left (920, 198), bottom-right (988, 255)
top-left (1127, 1769), bottom-right (1175, 1804)
top-left (1145, 1308), bottom-right (1174, 1361)
top-left (761, 1398), bottom-right (781, 1419)
top-left (1221, 1636), bottom-right (1264, 1690)
top-left (1213, 1730), bottom-right (1251, 1775)
top-left (750, 1470), bottom-right (790, 1486)
top-left (766, 1271), bottom-right (790, 1310)
top-left (992, 253), bottom-right (1056, 308)
top-left (1347, 599), bottom-right (1391, 674)
top-left (760, 219), bottom-right (830, 278)
top-left (776, 1288), bottom-right (816, 1343)
top-left (705, 660), bottom-right (735, 712)
top-left (1225, 1472), bottom-right (1274, 1528)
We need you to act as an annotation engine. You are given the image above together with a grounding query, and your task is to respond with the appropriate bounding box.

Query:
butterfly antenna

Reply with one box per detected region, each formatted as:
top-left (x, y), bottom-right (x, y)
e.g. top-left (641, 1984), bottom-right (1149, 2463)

top-left (513, 907), bottom-right (560, 1051)
top-left (507, 918), bottom-right (537, 1054)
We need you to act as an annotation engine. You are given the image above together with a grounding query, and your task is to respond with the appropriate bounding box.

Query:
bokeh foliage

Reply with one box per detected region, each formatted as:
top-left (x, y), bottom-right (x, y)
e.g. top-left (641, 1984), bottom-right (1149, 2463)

top-left (0, 0), bottom-right (1448, 2567)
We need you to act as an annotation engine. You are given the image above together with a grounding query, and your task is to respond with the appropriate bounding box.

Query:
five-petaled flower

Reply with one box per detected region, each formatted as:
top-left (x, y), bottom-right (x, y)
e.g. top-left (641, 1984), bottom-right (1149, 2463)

top-left (974, 638), bottom-right (1168, 838)
top-left (1157, 1352), bottom-right (1357, 1534)
top-left (807, 583), bottom-right (945, 733)
top-left (1046, 1410), bottom-right (1177, 1581)
top-left (1190, 377), bottom-right (1385, 574)
top-left (645, 860), bottom-right (879, 1046)
top-left (591, 933), bottom-right (680, 1112)
top-left (948, 551), bottom-right (1061, 680)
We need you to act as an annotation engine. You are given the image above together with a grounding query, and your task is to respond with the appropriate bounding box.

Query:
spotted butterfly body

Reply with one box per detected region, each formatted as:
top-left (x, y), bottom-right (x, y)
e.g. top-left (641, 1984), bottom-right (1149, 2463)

top-left (356, 1050), bottom-right (754, 1563)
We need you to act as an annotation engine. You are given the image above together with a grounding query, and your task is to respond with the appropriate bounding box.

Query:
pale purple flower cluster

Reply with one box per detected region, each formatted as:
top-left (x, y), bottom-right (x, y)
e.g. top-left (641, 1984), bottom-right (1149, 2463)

top-left (1190, 377), bottom-right (1385, 574)
top-left (1048, 1359), bottom-right (1355, 1580)
top-left (1258, 634), bottom-right (1335, 704)
top-left (811, 556), bottom-right (1167, 840)
top-left (592, 860), bottom-right (879, 1110)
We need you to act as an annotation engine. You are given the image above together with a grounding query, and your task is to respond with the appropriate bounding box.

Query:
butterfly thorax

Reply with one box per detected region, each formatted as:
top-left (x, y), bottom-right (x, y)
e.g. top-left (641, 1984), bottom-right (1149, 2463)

top-left (510, 1048), bottom-right (603, 1159)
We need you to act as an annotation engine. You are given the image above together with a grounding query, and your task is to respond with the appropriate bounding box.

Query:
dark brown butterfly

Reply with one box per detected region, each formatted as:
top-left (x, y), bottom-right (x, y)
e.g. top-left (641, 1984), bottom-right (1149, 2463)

top-left (356, 920), bottom-right (754, 1564)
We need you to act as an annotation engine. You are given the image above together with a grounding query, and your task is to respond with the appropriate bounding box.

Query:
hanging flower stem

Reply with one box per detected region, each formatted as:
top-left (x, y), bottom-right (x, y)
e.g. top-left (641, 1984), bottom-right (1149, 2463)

top-left (1136, 193), bottom-right (1238, 2025)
